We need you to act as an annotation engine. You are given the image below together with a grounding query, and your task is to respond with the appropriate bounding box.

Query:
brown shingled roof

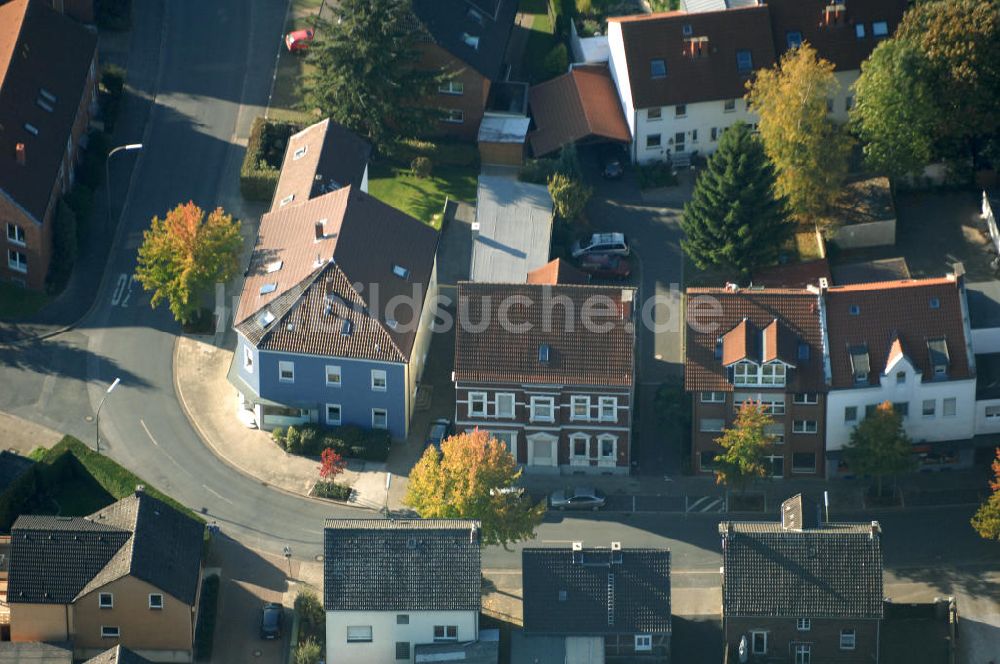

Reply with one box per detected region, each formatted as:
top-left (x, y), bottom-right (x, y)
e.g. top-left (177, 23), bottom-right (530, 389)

top-left (610, 6), bottom-right (776, 109)
top-left (825, 277), bottom-right (972, 389)
top-left (528, 64), bottom-right (631, 158)
top-left (0, 0), bottom-right (98, 222)
top-left (766, 0), bottom-right (909, 72)
top-left (526, 258), bottom-right (588, 285)
top-left (753, 259), bottom-right (832, 289)
top-left (454, 282), bottom-right (635, 386)
top-left (685, 288), bottom-right (825, 392)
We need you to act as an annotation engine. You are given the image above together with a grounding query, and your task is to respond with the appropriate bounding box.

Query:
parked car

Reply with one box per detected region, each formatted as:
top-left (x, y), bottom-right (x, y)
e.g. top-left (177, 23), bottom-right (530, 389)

top-left (600, 145), bottom-right (626, 180)
top-left (571, 232), bottom-right (630, 258)
top-left (260, 602), bottom-right (283, 640)
top-left (426, 418), bottom-right (453, 449)
top-left (285, 29), bottom-right (314, 52)
top-left (579, 254), bottom-right (631, 280)
top-left (549, 487), bottom-right (606, 510)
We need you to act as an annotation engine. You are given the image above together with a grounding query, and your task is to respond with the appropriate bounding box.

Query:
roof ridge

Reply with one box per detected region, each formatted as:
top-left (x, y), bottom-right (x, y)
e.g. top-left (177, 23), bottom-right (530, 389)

top-left (610, 4), bottom-right (765, 23)
top-left (827, 277), bottom-right (956, 292)
top-left (332, 263), bottom-right (408, 362)
top-left (251, 263), bottom-right (330, 339)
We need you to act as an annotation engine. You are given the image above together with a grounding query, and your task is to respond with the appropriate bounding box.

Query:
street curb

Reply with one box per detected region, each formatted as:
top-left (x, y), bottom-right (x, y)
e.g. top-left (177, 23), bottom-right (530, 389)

top-left (169, 335), bottom-right (374, 513)
top-left (0, 0), bottom-right (169, 347)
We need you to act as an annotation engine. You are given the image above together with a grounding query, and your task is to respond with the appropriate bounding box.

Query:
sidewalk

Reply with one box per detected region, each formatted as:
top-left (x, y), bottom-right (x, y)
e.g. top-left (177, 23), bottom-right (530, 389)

top-left (0, 412), bottom-right (63, 455)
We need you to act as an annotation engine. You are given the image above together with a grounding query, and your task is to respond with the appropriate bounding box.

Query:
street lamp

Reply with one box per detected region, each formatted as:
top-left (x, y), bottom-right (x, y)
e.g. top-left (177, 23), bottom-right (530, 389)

top-left (95, 377), bottom-right (121, 454)
top-left (106, 143), bottom-right (142, 232)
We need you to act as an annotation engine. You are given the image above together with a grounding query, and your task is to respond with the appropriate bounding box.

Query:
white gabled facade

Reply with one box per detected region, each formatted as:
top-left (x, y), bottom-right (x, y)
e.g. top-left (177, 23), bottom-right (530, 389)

top-left (606, 20), bottom-right (636, 144)
top-left (326, 610), bottom-right (478, 664)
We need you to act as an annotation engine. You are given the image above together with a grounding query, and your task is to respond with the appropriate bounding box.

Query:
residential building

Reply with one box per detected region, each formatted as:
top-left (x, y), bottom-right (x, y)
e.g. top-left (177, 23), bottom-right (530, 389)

top-left (454, 282), bottom-right (636, 474)
top-left (231, 184), bottom-right (439, 438)
top-left (7, 490), bottom-right (204, 662)
top-left (516, 543), bottom-right (671, 663)
top-left (605, 0), bottom-right (907, 164)
top-left (323, 519), bottom-right (487, 664)
top-left (0, 642), bottom-right (153, 664)
top-left (412, 0), bottom-right (518, 140)
top-left (822, 273), bottom-right (977, 474)
top-left (720, 494), bottom-right (884, 664)
top-left (470, 176), bottom-right (553, 283)
top-left (0, 0), bottom-right (98, 290)
top-left (685, 286), bottom-right (827, 478)
top-left (270, 117), bottom-right (372, 210)
top-left (83, 646), bottom-right (154, 664)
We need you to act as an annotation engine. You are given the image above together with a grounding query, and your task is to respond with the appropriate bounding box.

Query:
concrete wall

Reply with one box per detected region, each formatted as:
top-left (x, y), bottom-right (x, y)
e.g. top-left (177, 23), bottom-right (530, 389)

top-left (72, 576), bottom-right (194, 658)
top-left (10, 602), bottom-right (70, 642)
top-left (326, 610), bottom-right (478, 664)
top-left (725, 616), bottom-right (878, 664)
top-left (829, 217), bottom-right (896, 250)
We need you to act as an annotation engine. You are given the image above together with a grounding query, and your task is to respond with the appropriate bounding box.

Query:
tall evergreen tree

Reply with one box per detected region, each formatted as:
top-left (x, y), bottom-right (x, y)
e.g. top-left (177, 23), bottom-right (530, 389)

top-left (680, 122), bottom-right (791, 276)
top-left (305, 0), bottom-right (441, 154)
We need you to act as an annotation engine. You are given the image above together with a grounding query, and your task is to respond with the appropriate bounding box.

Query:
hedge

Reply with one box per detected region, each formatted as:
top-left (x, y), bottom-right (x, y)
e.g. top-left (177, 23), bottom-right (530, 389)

top-left (394, 138), bottom-right (479, 168)
top-left (312, 481), bottom-right (352, 501)
top-left (45, 200), bottom-right (77, 294)
top-left (194, 574), bottom-right (221, 661)
top-left (272, 424), bottom-right (391, 462)
top-left (240, 117), bottom-right (301, 201)
top-left (99, 64), bottom-right (126, 133)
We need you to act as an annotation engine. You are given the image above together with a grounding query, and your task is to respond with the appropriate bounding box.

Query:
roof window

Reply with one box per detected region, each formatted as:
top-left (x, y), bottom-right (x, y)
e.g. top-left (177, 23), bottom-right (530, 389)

top-left (849, 305), bottom-right (860, 316)
top-left (293, 146), bottom-right (307, 160)
top-left (650, 59), bottom-right (667, 79)
top-left (855, 23), bottom-right (866, 38)
top-left (341, 319), bottom-right (353, 336)
top-left (930, 297), bottom-right (940, 309)
top-left (786, 31), bottom-right (803, 48)
top-left (714, 337), bottom-right (723, 360)
top-left (259, 283), bottom-right (277, 295)
top-left (266, 260), bottom-right (283, 273)
top-left (539, 344), bottom-right (550, 363)
top-left (682, 24), bottom-right (693, 36)
top-left (36, 96), bottom-right (54, 112)
top-left (39, 88), bottom-right (56, 103)
top-left (258, 311), bottom-right (275, 327)
top-left (872, 21), bottom-right (889, 37)
top-left (280, 194), bottom-right (294, 207)
top-left (798, 343), bottom-right (810, 360)
top-left (736, 50), bottom-right (753, 73)
top-left (467, 7), bottom-right (484, 24)
top-left (462, 33), bottom-right (480, 50)
top-left (849, 344), bottom-right (870, 384)
top-left (927, 338), bottom-right (949, 377)
top-left (23, 123), bottom-right (38, 136)
top-left (392, 264), bottom-right (410, 279)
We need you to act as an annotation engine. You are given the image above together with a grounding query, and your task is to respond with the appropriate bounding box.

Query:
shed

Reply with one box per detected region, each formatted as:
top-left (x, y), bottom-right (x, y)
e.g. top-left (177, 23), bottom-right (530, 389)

top-left (478, 115), bottom-right (530, 167)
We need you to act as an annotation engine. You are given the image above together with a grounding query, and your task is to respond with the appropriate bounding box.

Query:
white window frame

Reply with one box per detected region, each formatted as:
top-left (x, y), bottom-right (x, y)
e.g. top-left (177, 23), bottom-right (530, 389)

top-left (243, 345), bottom-right (254, 373)
top-left (570, 396), bottom-right (591, 422)
top-left (795, 644), bottom-right (811, 664)
top-left (985, 405), bottom-right (1000, 420)
top-left (347, 625), bottom-right (373, 642)
top-left (701, 391), bottom-right (726, 403)
top-left (529, 396), bottom-right (555, 423)
top-left (635, 634), bottom-right (652, 651)
top-left (700, 418), bottom-right (724, 432)
top-left (7, 249), bottom-right (27, 273)
top-left (495, 393), bottom-right (515, 419)
top-left (792, 420), bottom-right (818, 434)
top-left (675, 104), bottom-right (686, 118)
top-left (943, 397), bottom-right (957, 417)
top-left (845, 406), bottom-right (857, 422)
top-left (487, 430), bottom-right (517, 456)
top-left (99, 592), bottom-right (113, 608)
top-left (646, 133), bottom-right (662, 149)
top-left (433, 625), bottom-right (458, 642)
top-left (647, 107), bottom-right (662, 121)
top-left (326, 403), bottom-right (342, 426)
top-left (598, 397), bottom-right (617, 422)
top-left (570, 433), bottom-right (591, 466)
top-left (325, 365), bottom-right (342, 387)
top-left (101, 626), bottom-right (120, 639)
top-left (765, 423), bottom-right (784, 444)
top-left (438, 79), bottom-right (464, 95)
top-left (598, 434), bottom-right (617, 466)
top-left (148, 593), bottom-right (163, 609)
top-left (6, 223), bottom-right (26, 246)
top-left (278, 361), bottom-right (295, 383)
top-left (793, 393), bottom-right (818, 405)
top-left (923, 399), bottom-right (936, 417)
top-left (751, 630), bottom-right (767, 654)
top-left (372, 408), bottom-right (388, 430)
top-left (796, 618), bottom-right (811, 631)
top-left (840, 629), bottom-right (856, 650)
top-left (442, 109), bottom-right (464, 124)
top-left (469, 392), bottom-right (488, 417)
top-left (724, 99), bottom-right (736, 113)
top-left (371, 369), bottom-right (387, 392)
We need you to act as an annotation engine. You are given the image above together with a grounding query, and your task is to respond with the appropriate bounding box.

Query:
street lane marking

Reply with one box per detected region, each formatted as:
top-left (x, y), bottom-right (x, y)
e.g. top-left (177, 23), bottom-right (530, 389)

top-left (203, 484), bottom-right (235, 506)
top-left (111, 274), bottom-right (128, 306)
top-left (139, 418), bottom-right (159, 445)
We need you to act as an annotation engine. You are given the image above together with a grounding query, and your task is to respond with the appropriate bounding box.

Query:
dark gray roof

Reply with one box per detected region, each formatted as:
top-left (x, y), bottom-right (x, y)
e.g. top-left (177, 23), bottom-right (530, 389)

top-left (414, 636), bottom-right (498, 664)
top-left (522, 547), bottom-right (671, 635)
top-left (0, 641), bottom-right (72, 664)
top-left (967, 281), bottom-right (1000, 329)
top-left (719, 520), bottom-right (884, 619)
top-left (324, 519), bottom-right (482, 612)
top-left (83, 647), bottom-right (154, 664)
top-left (0, 450), bottom-right (35, 493)
top-left (9, 491), bottom-right (203, 605)
top-left (412, 0), bottom-right (517, 81)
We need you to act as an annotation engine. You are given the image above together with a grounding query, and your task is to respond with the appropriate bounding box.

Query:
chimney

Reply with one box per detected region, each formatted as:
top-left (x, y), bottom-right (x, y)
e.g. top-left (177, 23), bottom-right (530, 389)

top-left (724, 282), bottom-right (738, 292)
top-left (15, 143), bottom-right (25, 165)
top-left (870, 520), bottom-right (881, 539)
top-left (621, 289), bottom-right (634, 320)
top-left (572, 541), bottom-right (583, 564)
top-left (471, 222), bottom-right (481, 241)
top-left (470, 523), bottom-right (479, 543)
top-left (611, 541), bottom-right (621, 551)
top-left (314, 221), bottom-right (324, 241)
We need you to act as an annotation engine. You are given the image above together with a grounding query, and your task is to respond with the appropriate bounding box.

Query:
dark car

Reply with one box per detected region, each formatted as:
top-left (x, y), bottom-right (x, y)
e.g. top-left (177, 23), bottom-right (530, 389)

top-left (426, 418), bottom-right (453, 449)
top-left (549, 486), bottom-right (606, 510)
top-left (600, 145), bottom-right (625, 180)
top-left (579, 254), bottom-right (631, 280)
top-left (260, 602), bottom-right (283, 640)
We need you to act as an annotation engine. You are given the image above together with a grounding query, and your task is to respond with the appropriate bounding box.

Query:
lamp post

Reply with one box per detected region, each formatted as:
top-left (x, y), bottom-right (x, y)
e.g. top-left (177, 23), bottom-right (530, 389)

top-left (95, 377), bottom-right (121, 454)
top-left (105, 143), bottom-right (142, 232)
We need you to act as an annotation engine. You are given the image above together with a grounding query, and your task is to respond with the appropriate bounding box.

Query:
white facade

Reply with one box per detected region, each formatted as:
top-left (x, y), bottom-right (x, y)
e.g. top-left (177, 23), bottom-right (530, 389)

top-left (606, 21), bottom-right (636, 144)
top-left (825, 354), bottom-right (977, 451)
top-left (326, 610), bottom-right (478, 664)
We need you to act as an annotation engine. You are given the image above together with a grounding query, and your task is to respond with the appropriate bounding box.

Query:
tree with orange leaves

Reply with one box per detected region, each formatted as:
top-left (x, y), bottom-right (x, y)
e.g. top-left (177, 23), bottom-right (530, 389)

top-left (135, 201), bottom-right (242, 324)
top-left (404, 429), bottom-right (546, 548)
top-left (972, 448), bottom-right (1000, 541)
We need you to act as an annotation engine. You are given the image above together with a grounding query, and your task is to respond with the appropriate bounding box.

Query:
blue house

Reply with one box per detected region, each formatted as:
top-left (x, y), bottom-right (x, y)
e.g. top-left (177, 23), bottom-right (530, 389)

top-left (230, 169), bottom-right (439, 440)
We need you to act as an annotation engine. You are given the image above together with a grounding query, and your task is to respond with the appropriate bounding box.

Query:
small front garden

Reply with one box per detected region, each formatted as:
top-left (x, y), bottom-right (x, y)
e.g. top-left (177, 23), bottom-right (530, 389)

top-left (293, 590), bottom-right (326, 664)
top-left (193, 574), bottom-right (221, 661)
top-left (239, 117), bottom-right (301, 202)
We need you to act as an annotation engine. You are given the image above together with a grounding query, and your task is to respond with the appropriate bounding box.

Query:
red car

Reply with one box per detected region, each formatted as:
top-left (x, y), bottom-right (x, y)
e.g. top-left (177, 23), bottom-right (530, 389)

top-left (285, 29), bottom-right (314, 52)
top-left (579, 254), bottom-right (631, 280)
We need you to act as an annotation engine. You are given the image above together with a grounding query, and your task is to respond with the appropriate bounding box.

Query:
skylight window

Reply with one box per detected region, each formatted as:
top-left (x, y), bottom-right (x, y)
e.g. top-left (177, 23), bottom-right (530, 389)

top-left (36, 97), bottom-right (54, 112)
top-left (929, 297), bottom-right (940, 309)
top-left (798, 343), bottom-right (810, 360)
top-left (39, 88), bottom-right (56, 103)
top-left (650, 59), bottom-right (667, 79)
top-left (259, 283), bottom-right (277, 295)
top-left (736, 50), bottom-right (753, 73)
top-left (462, 33), bottom-right (480, 50)
top-left (280, 194), bottom-right (294, 206)
top-left (682, 24), bottom-right (693, 36)
top-left (849, 305), bottom-right (860, 316)
top-left (786, 31), bottom-right (803, 48)
top-left (293, 146), bottom-right (307, 160)
top-left (467, 7), bottom-right (484, 24)
top-left (341, 319), bottom-right (353, 336)
top-left (258, 311), bottom-right (275, 327)
top-left (392, 264), bottom-right (410, 279)
top-left (538, 344), bottom-right (550, 363)
top-left (266, 261), bottom-right (283, 273)
top-left (872, 21), bottom-right (889, 37)
top-left (23, 123), bottom-right (38, 136)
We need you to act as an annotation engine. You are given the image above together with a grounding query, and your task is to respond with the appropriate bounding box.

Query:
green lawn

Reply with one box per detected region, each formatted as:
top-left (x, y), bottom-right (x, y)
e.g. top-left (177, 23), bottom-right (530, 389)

top-left (41, 474), bottom-right (116, 517)
top-left (0, 281), bottom-right (50, 321)
top-left (368, 162), bottom-right (477, 229)
top-left (519, 0), bottom-right (560, 84)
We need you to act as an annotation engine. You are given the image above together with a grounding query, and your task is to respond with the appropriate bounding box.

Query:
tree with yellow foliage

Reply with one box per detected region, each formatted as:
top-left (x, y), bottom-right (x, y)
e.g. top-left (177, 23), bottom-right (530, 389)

top-left (746, 43), bottom-right (852, 221)
top-left (404, 429), bottom-right (546, 548)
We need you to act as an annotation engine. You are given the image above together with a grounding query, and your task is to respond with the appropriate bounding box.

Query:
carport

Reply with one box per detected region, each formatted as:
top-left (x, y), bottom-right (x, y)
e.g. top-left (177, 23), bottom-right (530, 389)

top-left (527, 64), bottom-right (631, 158)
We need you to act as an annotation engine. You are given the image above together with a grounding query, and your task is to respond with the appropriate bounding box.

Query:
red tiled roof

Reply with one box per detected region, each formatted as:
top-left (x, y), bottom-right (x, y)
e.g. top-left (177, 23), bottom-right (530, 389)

top-left (528, 64), bottom-right (631, 158)
top-left (454, 282), bottom-right (635, 386)
top-left (766, 0), bottom-right (909, 72)
top-left (825, 277), bottom-right (972, 388)
top-left (609, 6), bottom-right (776, 108)
top-left (526, 258), bottom-right (588, 285)
top-left (685, 288), bottom-right (825, 392)
top-left (0, 0), bottom-right (97, 222)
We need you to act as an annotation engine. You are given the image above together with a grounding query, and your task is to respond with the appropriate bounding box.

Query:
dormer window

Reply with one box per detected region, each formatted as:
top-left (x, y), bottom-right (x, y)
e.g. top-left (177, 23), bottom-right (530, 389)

top-left (927, 338), bottom-right (949, 379)
top-left (714, 338), bottom-right (723, 360)
top-left (786, 31), bottom-right (803, 48)
top-left (823, 2), bottom-right (847, 26)
top-left (849, 344), bottom-right (870, 384)
top-left (732, 361), bottom-right (786, 387)
top-left (462, 33), bottom-right (480, 50)
top-left (258, 310), bottom-right (275, 328)
top-left (736, 50), bottom-right (753, 73)
top-left (650, 59), bottom-right (667, 79)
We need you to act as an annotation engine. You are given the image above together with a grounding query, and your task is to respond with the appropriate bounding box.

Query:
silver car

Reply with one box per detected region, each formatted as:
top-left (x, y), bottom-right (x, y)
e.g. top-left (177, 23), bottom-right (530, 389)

top-left (549, 486), bottom-right (606, 510)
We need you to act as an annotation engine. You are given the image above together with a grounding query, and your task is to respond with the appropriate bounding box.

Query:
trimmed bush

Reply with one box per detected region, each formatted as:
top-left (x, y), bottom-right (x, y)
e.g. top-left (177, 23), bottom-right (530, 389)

top-left (541, 43), bottom-right (569, 81)
top-left (240, 117), bottom-right (300, 202)
top-left (637, 160), bottom-right (678, 189)
top-left (273, 424), bottom-right (390, 462)
top-left (519, 158), bottom-right (558, 184)
top-left (411, 156), bottom-right (433, 178)
top-left (193, 574), bottom-right (221, 661)
top-left (45, 200), bottom-right (78, 294)
top-left (100, 64), bottom-right (126, 132)
top-left (395, 139), bottom-right (478, 167)
top-left (312, 481), bottom-right (352, 501)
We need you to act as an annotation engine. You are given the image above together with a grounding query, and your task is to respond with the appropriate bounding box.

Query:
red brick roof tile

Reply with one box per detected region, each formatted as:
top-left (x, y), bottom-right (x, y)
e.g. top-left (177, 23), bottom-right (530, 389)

top-left (525, 258), bottom-right (588, 285)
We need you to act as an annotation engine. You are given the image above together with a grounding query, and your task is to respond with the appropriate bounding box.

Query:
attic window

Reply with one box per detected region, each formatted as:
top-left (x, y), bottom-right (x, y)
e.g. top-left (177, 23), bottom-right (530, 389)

top-left (467, 7), bottom-right (484, 24)
top-left (849, 344), bottom-right (869, 384)
top-left (686, 36), bottom-right (709, 58)
top-left (24, 123), bottom-right (39, 136)
top-left (280, 194), bottom-right (294, 207)
top-left (786, 31), bottom-right (803, 48)
top-left (341, 319), bottom-right (353, 336)
top-left (927, 338), bottom-right (949, 377)
top-left (259, 283), bottom-right (277, 295)
top-left (872, 21), bottom-right (889, 37)
top-left (650, 59), bottom-right (667, 79)
top-left (462, 33), bottom-right (480, 50)
top-left (849, 305), bottom-right (860, 316)
top-left (293, 146), bottom-right (307, 160)
top-left (258, 311), bottom-right (276, 328)
top-left (266, 260), bottom-right (283, 273)
top-left (929, 297), bottom-right (940, 309)
top-left (407, 538), bottom-right (417, 549)
top-left (39, 88), bottom-right (56, 103)
top-left (558, 590), bottom-right (568, 602)
top-left (714, 338), bottom-right (723, 360)
top-left (539, 344), bottom-right (550, 363)
top-left (36, 96), bottom-right (54, 112)
top-left (798, 343), bottom-right (810, 360)
top-left (682, 24), bottom-right (693, 36)
top-left (392, 264), bottom-right (410, 279)
top-left (736, 50), bottom-right (753, 73)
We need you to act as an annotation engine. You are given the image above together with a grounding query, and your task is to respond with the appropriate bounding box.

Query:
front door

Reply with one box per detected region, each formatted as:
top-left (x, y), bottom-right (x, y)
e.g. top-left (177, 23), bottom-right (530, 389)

top-left (528, 434), bottom-right (558, 467)
top-left (674, 131), bottom-right (686, 153)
